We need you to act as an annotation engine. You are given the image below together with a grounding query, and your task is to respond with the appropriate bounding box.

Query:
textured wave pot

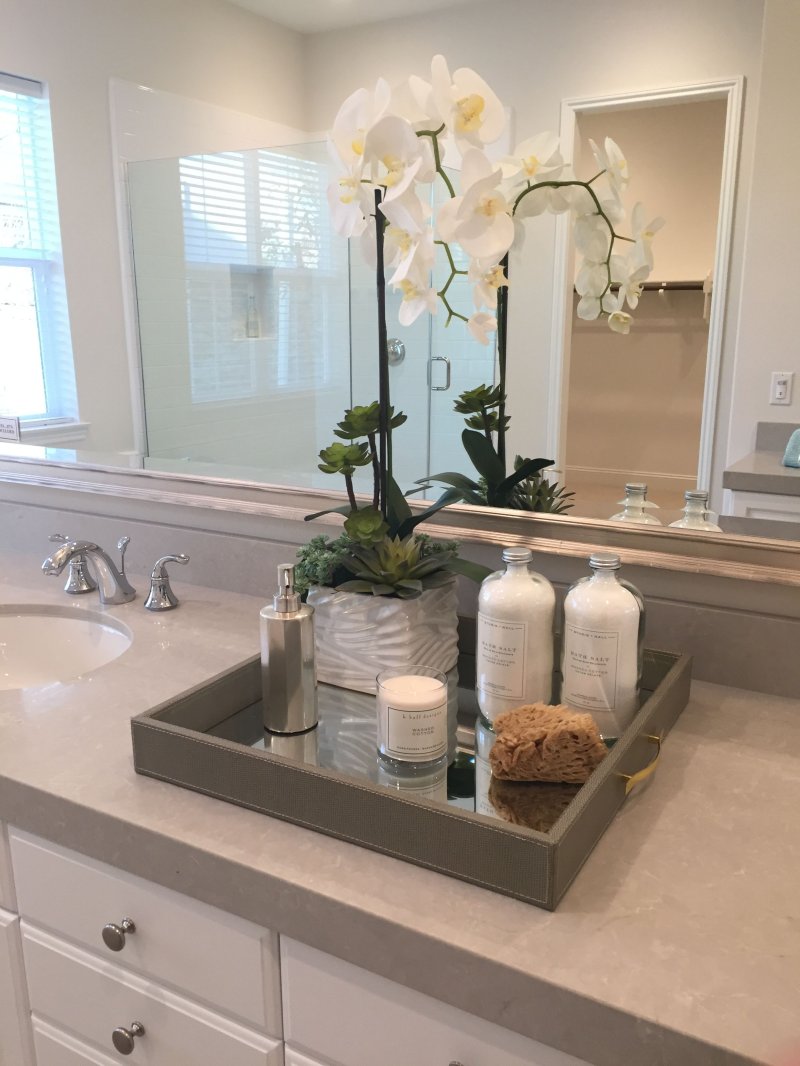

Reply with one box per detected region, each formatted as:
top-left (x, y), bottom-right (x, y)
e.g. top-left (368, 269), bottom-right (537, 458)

top-left (307, 581), bottom-right (458, 694)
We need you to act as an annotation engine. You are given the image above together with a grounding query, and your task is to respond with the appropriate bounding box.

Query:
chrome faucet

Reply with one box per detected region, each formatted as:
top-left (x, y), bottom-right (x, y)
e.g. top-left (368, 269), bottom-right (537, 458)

top-left (42, 536), bottom-right (136, 605)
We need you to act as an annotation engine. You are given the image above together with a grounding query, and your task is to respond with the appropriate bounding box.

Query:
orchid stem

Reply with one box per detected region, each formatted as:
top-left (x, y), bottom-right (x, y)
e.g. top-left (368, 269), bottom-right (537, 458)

top-left (374, 188), bottom-right (390, 519)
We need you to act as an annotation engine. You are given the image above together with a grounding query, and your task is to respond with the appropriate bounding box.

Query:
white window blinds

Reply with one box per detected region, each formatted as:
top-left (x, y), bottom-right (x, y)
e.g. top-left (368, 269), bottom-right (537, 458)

top-left (177, 146), bottom-right (344, 402)
top-left (0, 71), bottom-right (77, 421)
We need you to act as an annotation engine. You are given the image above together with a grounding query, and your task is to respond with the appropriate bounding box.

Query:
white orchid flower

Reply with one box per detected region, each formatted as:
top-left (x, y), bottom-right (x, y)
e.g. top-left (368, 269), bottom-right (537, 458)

top-left (575, 260), bottom-right (609, 299)
top-left (610, 254), bottom-right (651, 310)
top-left (380, 186), bottom-right (430, 236)
top-left (630, 202), bottom-right (665, 272)
top-left (573, 214), bottom-right (611, 262)
top-left (330, 78), bottom-right (391, 169)
top-left (395, 268), bottom-right (438, 326)
top-left (468, 258), bottom-right (508, 310)
top-left (589, 137), bottom-right (629, 201)
top-left (437, 150), bottom-right (514, 261)
top-left (468, 311), bottom-right (498, 345)
top-left (576, 287), bottom-right (618, 322)
top-left (326, 155), bottom-right (372, 239)
top-left (363, 115), bottom-right (427, 203)
top-left (427, 55), bottom-right (506, 148)
top-left (608, 293), bottom-right (633, 334)
top-left (388, 227), bottom-right (435, 288)
top-left (502, 132), bottom-right (563, 184)
top-left (513, 182), bottom-right (574, 217)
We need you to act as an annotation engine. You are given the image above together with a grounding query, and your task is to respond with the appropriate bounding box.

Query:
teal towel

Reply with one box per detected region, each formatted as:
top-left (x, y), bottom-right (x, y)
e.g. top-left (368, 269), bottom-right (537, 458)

top-left (783, 429), bottom-right (800, 467)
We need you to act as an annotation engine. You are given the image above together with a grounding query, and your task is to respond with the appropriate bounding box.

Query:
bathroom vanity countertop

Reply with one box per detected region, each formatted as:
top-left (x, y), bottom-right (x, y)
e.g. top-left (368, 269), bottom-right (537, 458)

top-left (0, 559), bottom-right (796, 1066)
top-left (723, 447), bottom-right (800, 494)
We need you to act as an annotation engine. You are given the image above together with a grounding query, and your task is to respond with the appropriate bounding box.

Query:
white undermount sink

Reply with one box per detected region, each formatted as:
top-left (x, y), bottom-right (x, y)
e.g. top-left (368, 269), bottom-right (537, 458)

top-left (0, 605), bottom-right (132, 691)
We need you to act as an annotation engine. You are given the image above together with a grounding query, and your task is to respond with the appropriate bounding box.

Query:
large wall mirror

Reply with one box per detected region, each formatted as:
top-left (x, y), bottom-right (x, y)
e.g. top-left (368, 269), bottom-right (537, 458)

top-left (2, 0), bottom-right (797, 549)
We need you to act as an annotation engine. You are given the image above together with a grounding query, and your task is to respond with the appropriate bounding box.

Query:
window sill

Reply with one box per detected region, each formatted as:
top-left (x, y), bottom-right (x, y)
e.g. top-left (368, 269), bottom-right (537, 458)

top-left (20, 420), bottom-right (90, 445)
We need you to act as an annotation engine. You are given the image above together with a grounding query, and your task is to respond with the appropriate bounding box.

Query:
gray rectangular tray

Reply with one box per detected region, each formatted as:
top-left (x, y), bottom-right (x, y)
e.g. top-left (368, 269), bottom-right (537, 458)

top-left (131, 648), bottom-right (691, 909)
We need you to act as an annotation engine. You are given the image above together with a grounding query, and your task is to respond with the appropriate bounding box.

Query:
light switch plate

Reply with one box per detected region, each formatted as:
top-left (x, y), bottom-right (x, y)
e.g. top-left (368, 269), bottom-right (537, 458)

top-left (0, 417), bottom-right (20, 442)
top-left (770, 371), bottom-right (794, 405)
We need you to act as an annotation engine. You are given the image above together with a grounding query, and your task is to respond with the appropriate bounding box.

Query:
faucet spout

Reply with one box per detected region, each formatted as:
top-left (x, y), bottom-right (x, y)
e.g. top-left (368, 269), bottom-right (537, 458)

top-left (42, 540), bottom-right (135, 605)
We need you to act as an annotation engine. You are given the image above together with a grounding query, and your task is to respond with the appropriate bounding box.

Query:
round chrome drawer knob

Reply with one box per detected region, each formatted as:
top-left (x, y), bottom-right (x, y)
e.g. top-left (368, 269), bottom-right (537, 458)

top-left (112, 1021), bottom-right (145, 1055)
top-left (101, 917), bottom-right (136, 951)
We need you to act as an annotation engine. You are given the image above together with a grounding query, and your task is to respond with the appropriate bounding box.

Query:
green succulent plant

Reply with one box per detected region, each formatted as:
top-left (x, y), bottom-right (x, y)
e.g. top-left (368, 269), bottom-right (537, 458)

top-left (303, 398), bottom-right (491, 598)
top-left (317, 441), bottom-right (371, 476)
top-left (338, 534), bottom-right (462, 599)
top-left (333, 402), bottom-right (407, 440)
top-left (417, 384), bottom-right (574, 515)
top-left (343, 507), bottom-right (388, 547)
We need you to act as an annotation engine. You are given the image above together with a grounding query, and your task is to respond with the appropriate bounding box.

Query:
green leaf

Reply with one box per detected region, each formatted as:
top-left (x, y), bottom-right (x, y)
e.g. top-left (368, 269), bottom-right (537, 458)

top-left (461, 429), bottom-right (505, 485)
top-left (446, 557), bottom-right (494, 583)
top-left (494, 457), bottom-right (553, 497)
top-left (416, 471), bottom-right (482, 494)
top-left (385, 474), bottom-right (413, 535)
top-left (397, 488), bottom-right (462, 538)
top-left (304, 503), bottom-right (355, 522)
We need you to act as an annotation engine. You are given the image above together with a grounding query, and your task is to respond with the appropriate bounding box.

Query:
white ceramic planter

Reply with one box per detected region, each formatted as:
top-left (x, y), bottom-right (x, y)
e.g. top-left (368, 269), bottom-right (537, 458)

top-left (307, 582), bottom-right (459, 694)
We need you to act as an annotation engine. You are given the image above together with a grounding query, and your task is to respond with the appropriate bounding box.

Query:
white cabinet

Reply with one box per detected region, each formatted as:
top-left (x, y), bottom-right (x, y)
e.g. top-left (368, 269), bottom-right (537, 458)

top-left (4, 830), bottom-right (594, 1066)
top-left (8, 828), bottom-right (283, 1066)
top-left (282, 938), bottom-right (593, 1066)
top-left (10, 829), bottom-right (281, 1033)
top-left (22, 923), bottom-right (282, 1066)
top-left (0, 906), bottom-right (36, 1065)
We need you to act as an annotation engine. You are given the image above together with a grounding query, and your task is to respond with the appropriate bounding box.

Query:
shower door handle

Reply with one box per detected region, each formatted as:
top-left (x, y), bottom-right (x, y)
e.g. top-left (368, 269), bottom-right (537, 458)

top-left (429, 355), bottom-right (451, 391)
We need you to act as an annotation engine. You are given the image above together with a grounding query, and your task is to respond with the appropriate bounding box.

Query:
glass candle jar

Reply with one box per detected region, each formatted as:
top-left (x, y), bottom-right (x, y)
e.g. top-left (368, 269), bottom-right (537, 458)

top-left (376, 667), bottom-right (448, 768)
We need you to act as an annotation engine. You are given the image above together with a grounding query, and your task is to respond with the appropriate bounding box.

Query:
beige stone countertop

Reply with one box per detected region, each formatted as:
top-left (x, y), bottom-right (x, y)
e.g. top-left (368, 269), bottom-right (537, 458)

top-left (723, 448), bottom-right (800, 495)
top-left (0, 557), bottom-right (797, 1066)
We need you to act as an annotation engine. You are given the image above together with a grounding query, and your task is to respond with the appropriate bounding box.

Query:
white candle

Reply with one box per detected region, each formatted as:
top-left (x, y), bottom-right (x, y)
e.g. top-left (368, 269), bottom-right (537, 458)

top-left (376, 671), bottom-right (447, 764)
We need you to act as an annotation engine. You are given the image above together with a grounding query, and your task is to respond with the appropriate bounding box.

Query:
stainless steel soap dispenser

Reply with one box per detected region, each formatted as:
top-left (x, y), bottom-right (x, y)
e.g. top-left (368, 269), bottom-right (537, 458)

top-left (260, 564), bottom-right (317, 735)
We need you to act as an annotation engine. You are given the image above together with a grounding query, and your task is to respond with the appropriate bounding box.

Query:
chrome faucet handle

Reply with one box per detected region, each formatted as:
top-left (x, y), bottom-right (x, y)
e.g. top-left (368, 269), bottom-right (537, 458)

top-left (48, 533), bottom-right (97, 595)
top-left (144, 554), bottom-right (190, 611)
top-left (117, 536), bottom-right (131, 576)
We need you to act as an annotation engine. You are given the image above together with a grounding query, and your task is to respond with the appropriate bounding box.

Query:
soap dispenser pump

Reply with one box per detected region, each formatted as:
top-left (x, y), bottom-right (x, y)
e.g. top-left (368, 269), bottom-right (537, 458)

top-left (260, 564), bottom-right (317, 735)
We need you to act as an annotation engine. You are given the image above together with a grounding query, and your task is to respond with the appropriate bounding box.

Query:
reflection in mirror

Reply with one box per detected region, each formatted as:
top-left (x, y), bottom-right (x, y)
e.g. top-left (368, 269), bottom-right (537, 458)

top-left (129, 144), bottom-right (495, 495)
top-left (561, 97), bottom-right (727, 521)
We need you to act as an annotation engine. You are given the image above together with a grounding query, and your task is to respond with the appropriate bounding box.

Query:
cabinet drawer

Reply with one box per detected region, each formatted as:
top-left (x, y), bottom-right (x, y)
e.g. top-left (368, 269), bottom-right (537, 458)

top-left (22, 923), bottom-right (283, 1066)
top-left (33, 1016), bottom-right (120, 1066)
top-left (282, 939), bottom-right (592, 1066)
top-left (10, 829), bottom-right (280, 1033)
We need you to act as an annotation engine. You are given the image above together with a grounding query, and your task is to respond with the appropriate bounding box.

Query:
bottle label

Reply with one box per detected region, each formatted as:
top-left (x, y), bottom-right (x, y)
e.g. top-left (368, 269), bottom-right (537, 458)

top-left (562, 623), bottom-right (620, 710)
top-left (477, 616), bottom-right (527, 700)
top-left (381, 701), bottom-right (447, 762)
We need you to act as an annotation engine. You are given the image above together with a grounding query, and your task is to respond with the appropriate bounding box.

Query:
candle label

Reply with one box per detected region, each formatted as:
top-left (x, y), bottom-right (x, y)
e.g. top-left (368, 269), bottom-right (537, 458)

top-left (477, 615), bottom-right (527, 700)
top-left (562, 623), bottom-right (620, 710)
top-left (383, 701), bottom-right (447, 761)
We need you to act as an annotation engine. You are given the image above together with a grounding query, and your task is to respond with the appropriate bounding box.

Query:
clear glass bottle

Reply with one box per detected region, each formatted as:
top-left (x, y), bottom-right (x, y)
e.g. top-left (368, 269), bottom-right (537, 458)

top-left (475, 547), bottom-right (555, 723)
top-left (560, 552), bottom-right (644, 742)
top-left (609, 482), bottom-right (662, 525)
top-left (669, 489), bottom-right (722, 531)
top-left (474, 714), bottom-right (501, 820)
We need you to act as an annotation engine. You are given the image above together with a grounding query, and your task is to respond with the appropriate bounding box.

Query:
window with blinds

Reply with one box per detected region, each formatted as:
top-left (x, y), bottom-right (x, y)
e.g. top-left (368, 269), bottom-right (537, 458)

top-left (0, 72), bottom-right (77, 423)
top-left (178, 146), bottom-right (343, 402)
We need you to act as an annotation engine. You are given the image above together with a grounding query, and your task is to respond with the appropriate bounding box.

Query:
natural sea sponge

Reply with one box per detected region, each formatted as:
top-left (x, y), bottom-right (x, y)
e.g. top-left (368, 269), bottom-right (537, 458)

top-left (489, 703), bottom-right (607, 783)
top-left (488, 778), bottom-right (580, 831)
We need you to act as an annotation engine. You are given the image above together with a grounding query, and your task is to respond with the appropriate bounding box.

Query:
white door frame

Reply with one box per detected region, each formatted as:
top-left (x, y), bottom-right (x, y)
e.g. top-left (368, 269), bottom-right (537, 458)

top-left (547, 77), bottom-right (744, 492)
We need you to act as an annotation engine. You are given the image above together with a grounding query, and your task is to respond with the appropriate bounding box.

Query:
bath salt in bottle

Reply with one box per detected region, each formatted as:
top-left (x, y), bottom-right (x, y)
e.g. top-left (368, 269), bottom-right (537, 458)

top-left (669, 489), bottom-right (722, 531)
top-left (476, 547), bottom-right (555, 723)
top-left (561, 552), bottom-right (644, 741)
top-left (609, 482), bottom-right (662, 525)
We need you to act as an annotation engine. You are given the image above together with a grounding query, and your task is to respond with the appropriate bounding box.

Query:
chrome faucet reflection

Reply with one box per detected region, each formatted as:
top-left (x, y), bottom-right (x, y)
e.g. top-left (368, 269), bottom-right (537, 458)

top-left (42, 537), bottom-right (136, 605)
